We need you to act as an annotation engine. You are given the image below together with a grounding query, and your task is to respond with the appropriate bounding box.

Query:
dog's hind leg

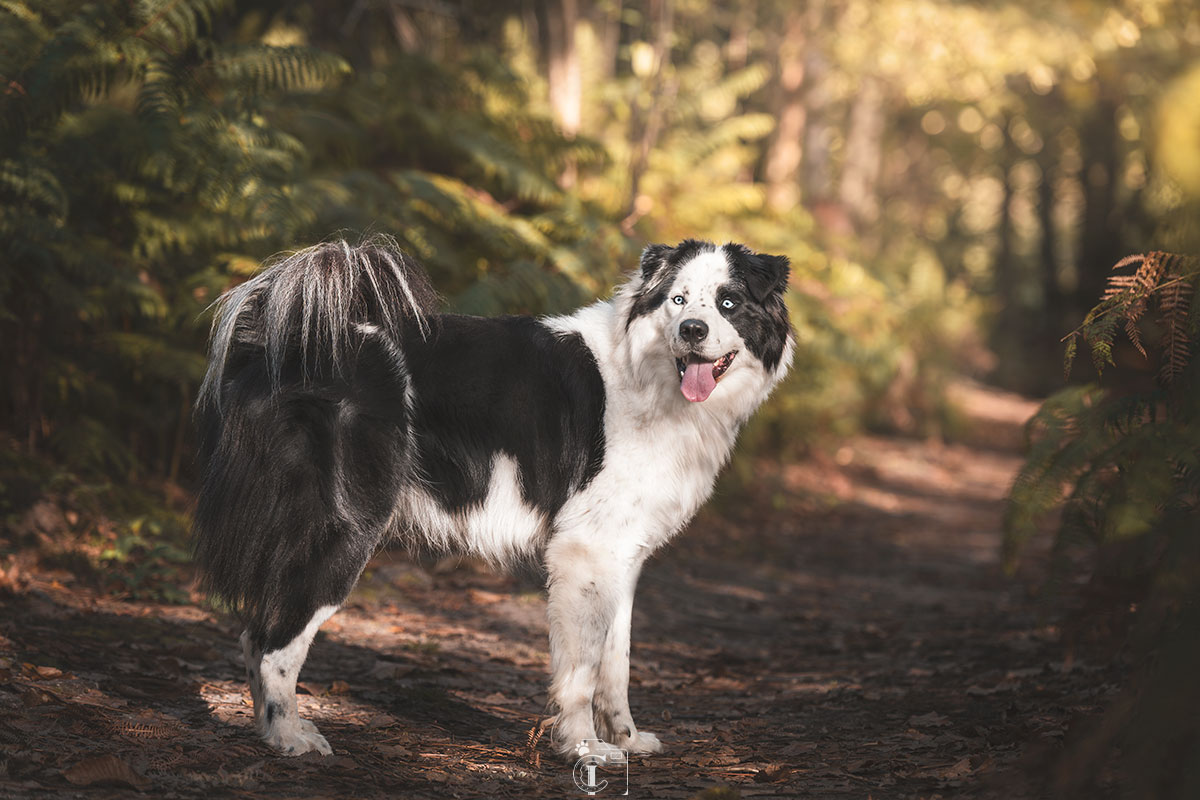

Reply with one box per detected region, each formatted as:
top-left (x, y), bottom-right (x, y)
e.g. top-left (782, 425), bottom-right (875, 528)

top-left (240, 630), bottom-right (263, 725)
top-left (246, 603), bottom-right (341, 755)
top-left (239, 501), bottom-right (393, 756)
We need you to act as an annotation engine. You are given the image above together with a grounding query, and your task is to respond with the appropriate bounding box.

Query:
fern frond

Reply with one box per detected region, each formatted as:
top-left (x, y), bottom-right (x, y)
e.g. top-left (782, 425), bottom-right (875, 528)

top-left (447, 124), bottom-right (562, 204)
top-left (133, 0), bottom-right (231, 54)
top-left (1063, 252), bottom-right (1199, 379)
top-left (209, 44), bottom-right (350, 94)
top-left (1063, 331), bottom-right (1079, 378)
top-left (136, 54), bottom-right (185, 124)
top-left (1124, 316), bottom-right (1147, 358)
top-left (101, 331), bottom-right (207, 383)
top-left (1159, 276), bottom-right (1192, 385)
top-left (0, 157), bottom-right (67, 219)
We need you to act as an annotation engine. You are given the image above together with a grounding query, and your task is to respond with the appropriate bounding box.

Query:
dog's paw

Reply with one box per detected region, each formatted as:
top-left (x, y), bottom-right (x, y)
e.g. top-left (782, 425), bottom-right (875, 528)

top-left (263, 719), bottom-right (332, 756)
top-left (617, 729), bottom-right (663, 755)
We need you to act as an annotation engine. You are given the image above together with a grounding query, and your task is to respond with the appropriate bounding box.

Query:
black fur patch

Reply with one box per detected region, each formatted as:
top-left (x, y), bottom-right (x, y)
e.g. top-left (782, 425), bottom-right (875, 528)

top-left (402, 315), bottom-right (606, 514)
top-left (194, 330), bottom-right (413, 652)
top-left (719, 244), bottom-right (792, 372)
top-left (195, 313), bottom-right (605, 652)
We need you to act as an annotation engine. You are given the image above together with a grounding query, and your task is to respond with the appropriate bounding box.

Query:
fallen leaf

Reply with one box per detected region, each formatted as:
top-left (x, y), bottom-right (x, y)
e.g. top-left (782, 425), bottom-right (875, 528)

top-left (367, 712), bottom-right (398, 728)
top-left (938, 756), bottom-right (974, 779)
top-left (481, 691), bottom-right (512, 704)
top-left (63, 755), bottom-right (150, 790)
top-left (468, 589), bottom-right (504, 604)
top-left (369, 660), bottom-right (415, 680)
top-left (377, 744), bottom-right (412, 758)
top-left (755, 762), bottom-right (793, 782)
top-left (907, 711), bottom-right (951, 728)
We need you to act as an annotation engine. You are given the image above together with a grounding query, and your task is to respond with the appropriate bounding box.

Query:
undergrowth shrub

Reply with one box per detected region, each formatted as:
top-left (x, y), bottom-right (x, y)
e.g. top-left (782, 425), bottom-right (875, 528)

top-left (1005, 251), bottom-right (1200, 799)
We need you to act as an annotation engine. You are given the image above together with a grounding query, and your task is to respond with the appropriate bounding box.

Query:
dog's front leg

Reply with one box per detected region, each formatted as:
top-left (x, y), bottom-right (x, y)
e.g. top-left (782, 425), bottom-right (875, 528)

top-left (544, 536), bottom-right (632, 761)
top-left (593, 563), bottom-right (662, 755)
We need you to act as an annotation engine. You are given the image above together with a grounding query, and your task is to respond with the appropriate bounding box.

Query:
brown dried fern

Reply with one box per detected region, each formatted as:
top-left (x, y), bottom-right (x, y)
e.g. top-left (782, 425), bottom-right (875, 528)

top-left (1159, 271), bottom-right (1192, 385)
top-left (114, 720), bottom-right (178, 739)
top-left (1063, 251), bottom-right (1199, 385)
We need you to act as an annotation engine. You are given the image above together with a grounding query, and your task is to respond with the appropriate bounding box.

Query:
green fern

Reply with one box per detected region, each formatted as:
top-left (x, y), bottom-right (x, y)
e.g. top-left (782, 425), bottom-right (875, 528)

top-left (209, 44), bottom-right (349, 94)
top-left (1, 0), bottom-right (636, 506)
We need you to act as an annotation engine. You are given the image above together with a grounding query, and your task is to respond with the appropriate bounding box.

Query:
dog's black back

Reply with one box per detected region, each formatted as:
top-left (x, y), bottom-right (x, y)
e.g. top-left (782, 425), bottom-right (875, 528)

top-left (194, 264), bottom-right (606, 651)
top-left (404, 315), bottom-right (605, 514)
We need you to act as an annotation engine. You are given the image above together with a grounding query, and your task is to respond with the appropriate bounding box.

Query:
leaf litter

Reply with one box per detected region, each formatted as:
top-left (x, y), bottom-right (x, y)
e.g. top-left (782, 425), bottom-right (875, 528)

top-left (0, 387), bottom-right (1123, 798)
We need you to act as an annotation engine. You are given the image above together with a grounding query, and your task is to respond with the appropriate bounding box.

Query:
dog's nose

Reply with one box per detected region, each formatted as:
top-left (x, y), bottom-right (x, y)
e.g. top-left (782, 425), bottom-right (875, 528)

top-left (679, 318), bottom-right (709, 343)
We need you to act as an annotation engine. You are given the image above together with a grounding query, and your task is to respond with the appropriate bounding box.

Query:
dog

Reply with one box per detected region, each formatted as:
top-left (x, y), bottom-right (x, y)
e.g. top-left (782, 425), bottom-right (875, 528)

top-left (193, 236), bottom-right (793, 760)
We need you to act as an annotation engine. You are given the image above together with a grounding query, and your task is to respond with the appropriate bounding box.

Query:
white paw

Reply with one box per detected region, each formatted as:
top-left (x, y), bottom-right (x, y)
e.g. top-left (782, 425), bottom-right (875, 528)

top-left (264, 719), bottom-right (332, 756)
top-left (618, 730), bottom-right (663, 755)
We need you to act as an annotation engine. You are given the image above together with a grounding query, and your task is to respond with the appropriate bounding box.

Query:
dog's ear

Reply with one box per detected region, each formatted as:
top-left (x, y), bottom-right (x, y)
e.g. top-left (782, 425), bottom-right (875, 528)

top-left (640, 243), bottom-right (673, 281)
top-left (734, 248), bottom-right (790, 302)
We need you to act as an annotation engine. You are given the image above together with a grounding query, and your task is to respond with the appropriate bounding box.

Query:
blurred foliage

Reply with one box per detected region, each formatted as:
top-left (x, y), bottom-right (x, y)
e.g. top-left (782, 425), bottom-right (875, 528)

top-left (1005, 244), bottom-right (1199, 795)
top-left (0, 0), bottom-right (631, 596)
top-left (1002, 50), bottom-right (1200, 793)
top-left (0, 3), bottom-right (1197, 792)
top-left (0, 0), bottom-right (1198, 606)
top-left (1006, 253), bottom-right (1199, 566)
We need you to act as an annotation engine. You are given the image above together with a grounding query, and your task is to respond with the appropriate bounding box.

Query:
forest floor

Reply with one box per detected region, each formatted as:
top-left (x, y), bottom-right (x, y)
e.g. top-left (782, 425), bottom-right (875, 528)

top-left (0, 382), bottom-right (1125, 799)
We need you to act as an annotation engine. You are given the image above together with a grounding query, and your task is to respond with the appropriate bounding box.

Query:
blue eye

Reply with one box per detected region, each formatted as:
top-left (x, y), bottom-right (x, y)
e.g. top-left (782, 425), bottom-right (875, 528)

top-left (671, 295), bottom-right (685, 305)
top-left (721, 298), bottom-right (736, 310)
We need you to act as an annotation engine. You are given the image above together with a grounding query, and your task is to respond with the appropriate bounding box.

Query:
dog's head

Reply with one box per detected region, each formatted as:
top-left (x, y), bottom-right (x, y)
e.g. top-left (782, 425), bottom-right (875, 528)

top-left (625, 240), bottom-right (793, 403)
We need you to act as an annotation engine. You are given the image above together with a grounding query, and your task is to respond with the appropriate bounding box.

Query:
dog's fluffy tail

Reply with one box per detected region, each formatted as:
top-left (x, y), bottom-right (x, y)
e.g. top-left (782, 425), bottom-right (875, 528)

top-left (197, 234), bottom-right (438, 410)
top-left (193, 236), bottom-right (435, 643)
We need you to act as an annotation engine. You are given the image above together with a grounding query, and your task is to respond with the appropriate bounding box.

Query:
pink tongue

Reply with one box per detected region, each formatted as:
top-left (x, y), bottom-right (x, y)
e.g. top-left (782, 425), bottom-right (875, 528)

top-left (680, 361), bottom-right (717, 402)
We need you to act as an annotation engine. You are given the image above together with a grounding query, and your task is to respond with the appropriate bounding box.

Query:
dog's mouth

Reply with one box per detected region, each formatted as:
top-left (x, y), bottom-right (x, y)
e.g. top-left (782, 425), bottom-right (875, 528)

top-left (675, 351), bottom-right (737, 403)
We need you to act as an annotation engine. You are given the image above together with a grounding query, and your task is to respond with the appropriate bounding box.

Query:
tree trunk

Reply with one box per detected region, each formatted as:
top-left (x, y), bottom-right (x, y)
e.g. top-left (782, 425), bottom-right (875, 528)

top-left (801, 1), bottom-right (832, 205)
top-left (838, 75), bottom-right (885, 227)
top-left (386, 2), bottom-right (420, 53)
top-left (1037, 133), bottom-right (1062, 316)
top-left (762, 9), bottom-right (806, 214)
top-left (623, 0), bottom-right (674, 227)
top-left (725, 0), bottom-right (755, 70)
top-left (597, 0), bottom-right (622, 81)
top-left (1077, 96), bottom-right (1120, 309)
top-left (994, 118), bottom-right (1017, 319)
top-left (538, 0), bottom-right (581, 187)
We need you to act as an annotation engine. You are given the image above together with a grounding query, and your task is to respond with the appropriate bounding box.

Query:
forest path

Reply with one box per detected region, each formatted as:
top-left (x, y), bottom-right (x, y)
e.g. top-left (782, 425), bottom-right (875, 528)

top-left (0, 383), bottom-right (1121, 798)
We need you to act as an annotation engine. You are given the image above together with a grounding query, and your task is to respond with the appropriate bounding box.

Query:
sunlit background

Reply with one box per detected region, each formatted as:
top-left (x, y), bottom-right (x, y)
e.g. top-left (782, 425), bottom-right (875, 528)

top-left (2, 1), bottom-right (1199, 794)
top-left (4, 1), bottom-right (1198, 477)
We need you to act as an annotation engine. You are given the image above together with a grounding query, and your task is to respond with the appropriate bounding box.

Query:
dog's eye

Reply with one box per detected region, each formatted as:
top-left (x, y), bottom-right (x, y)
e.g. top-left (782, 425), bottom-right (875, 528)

top-left (671, 295), bottom-right (685, 305)
top-left (721, 298), bottom-right (737, 310)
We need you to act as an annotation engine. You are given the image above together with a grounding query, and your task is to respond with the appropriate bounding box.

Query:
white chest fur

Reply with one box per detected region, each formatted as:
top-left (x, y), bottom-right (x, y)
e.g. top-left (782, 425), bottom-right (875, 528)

top-left (545, 293), bottom-right (782, 556)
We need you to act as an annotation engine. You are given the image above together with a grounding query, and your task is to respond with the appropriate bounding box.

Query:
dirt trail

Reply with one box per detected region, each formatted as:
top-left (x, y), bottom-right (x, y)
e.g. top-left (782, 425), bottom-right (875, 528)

top-left (0, 384), bottom-right (1121, 798)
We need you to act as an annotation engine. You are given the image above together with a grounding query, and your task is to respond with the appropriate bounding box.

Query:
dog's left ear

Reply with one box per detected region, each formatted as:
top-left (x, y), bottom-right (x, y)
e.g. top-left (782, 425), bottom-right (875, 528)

top-left (640, 243), bottom-right (673, 281)
top-left (741, 251), bottom-right (791, 302)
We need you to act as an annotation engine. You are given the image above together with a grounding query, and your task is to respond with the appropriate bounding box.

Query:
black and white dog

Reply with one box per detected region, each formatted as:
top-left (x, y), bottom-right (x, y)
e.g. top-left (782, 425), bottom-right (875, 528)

top-left (194, 237), bottom-right (793, 760)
